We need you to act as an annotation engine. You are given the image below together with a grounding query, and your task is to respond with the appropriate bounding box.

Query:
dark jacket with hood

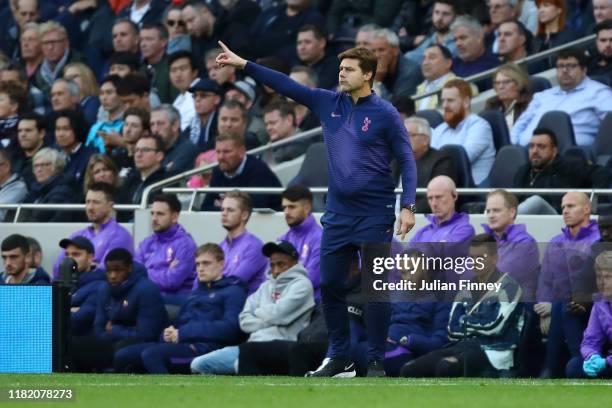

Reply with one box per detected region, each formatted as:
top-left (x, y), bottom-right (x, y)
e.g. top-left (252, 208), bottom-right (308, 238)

top-left (71, 267), bottom-right (107, 335)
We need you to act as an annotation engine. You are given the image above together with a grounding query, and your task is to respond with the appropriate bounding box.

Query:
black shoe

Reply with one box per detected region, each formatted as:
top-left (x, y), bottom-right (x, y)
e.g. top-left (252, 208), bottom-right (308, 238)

top-left (367, 360), bottom-right (386, 377)
top-left (305, 358), bottom-right (356, 378)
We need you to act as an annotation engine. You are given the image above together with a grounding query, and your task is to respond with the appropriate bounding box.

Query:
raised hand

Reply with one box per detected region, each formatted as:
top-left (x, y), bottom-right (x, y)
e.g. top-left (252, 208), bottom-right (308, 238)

top-left (216, 41), bottom-right (247, 70)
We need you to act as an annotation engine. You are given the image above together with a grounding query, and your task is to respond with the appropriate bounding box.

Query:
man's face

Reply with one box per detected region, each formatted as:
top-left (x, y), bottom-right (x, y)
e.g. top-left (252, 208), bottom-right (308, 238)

top-left (224, 89), bottom-right (251, 108)
top-left (32, 156), bottom-right (55, 183)
top-left (54, 117), bottom-right (76, 149)
top-left (41, 29), bottom-right (68, 64)
top-left (421, 46), bottom-right (452, 81)
top-left (453, 26), bottom-right (482, 62)
top-left (432, 2), bottom-right (455, 32)
top-left (182, 5), bottom-right (208, 37)
top-left (264, 110), bottom-right (294, 141)
top-left (269, 252), bottom-right (296, 278)
top-left (556, 57), bottom-right (587, 90)
top-left (196, 252), bottom-right (223, 283)
top-left (20, 27), bottom-right (41, 59)
top-left (338, 58), bottom-right (370, 93)
top-left (441, 87), bottom-right (468, 128)
top-left (0, 156), bottom-right (10, 181)
top-left (370, 37), bottom-right (398, 74)
top-left (485, 194), bottom-right (515, 234)
top-left (120, 93), bottom-right (149, 111)
top-left (282, 198), bottom-right (311, 227)
top-left (405, 121), bottom-right (430, 159)
top-left (0, 92), bottom-right (16, 118)
top-left (206, 58), bottom-right (236, 85)
top-left (106, 260), bottom-right (131, 286)
top-left (561, 193), bottom-right (590, 228)
top-left (134, 137), bottom-right (162, 171)
top-left (100, 81), bottom-right (122, 113)
top-left (85, 190), bottom-right (113, 224)
top-left (528, 133), bottom-right (557, 169)
top-left (596, 265), bottom-right (612, 299)
top-left (215, 139), bottom-right (244, 173)
top-left (220, 197), bottom-right (247, 230)
top-left (1, 247), bottom-right (28, 276)
top-left (426, 182), bottom-right (456, 220)
top-left (122, 115), bottom-right (145, 144)
top-left (489, 0), bottom-right (516, 27)
top-left (65, 244), bottom-right (93, 273)
top-left (139, 28), bottom-right (166, 61)
top-left (109, 63), bottom-right (132, 78)
top-left (470, 245), bottom-right (498, 280)
top-left (169, 57), bottom-right (197, 93)
top-left (498, 22), bottom-right (524, 58)
top-left (594, 0), bottom-right (612, 23)
top-left (596, 29), bottom-right (612, 58)
top-left (194, 90), bottom-right (220, 116)
top-left (112, 22), bottom-right (139, 52)
top-left (51, 82), bottom-right (76, 111)
top-left (150, 201), bottom-right (178, 233)
top-left (297, 30), bottom-right (326, 64)
top-left (150, 110), bottom-right (176, 145)
top-left (355, 30), bottom-right (373, 50)
top-left (218, 106), bottom-right (247, 137)
top-left (17, 0), bottom-right (38, 27)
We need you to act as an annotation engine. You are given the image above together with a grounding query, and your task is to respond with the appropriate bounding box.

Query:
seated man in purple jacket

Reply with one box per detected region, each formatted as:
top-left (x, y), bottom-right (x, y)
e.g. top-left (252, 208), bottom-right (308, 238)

top-left (482, 189), bottom-right (539, 300)
top-left (219, 191), bottom-right (268, 295)
top-left (536, 191), bottom-right (600, 378)
top-left (566, 251), bottom-right (612, 378)
top-left (53, 182), bottom-right (134, 279)
top-left (114, 243), bottom-right (247, 374)
top-left (279, 185), bottom-right (322, 302)
top-left (135, 193), bottom-right (197, 305)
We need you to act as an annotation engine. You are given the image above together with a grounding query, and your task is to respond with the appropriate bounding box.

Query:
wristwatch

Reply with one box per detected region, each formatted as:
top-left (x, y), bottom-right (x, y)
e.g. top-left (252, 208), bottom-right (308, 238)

top-left (402, 204), bottom-right (417, 214)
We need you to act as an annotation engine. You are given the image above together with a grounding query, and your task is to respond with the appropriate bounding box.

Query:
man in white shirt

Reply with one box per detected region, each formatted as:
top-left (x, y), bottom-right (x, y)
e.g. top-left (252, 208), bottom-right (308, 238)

top-left (169, 51), bottom-right (198, 131)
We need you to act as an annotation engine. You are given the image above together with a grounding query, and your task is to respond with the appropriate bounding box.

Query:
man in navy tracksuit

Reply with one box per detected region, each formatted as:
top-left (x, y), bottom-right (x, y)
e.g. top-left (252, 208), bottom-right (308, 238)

top-left (216, 42), bottom-right (417, 377)
top-left (114, 243), bottom-right (247, 373)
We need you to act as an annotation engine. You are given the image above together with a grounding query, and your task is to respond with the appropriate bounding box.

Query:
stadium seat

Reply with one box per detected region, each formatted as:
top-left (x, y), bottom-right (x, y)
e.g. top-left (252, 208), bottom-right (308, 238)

top-left (289, 142), bottom-right (328, 211)
top-left (528, 76), bottom-right (552, 93)
top-left (414, 109), bottom-right (444, 129)
top-left (535, 111), bottom-right (576, 154)
top-left (486, 145), bottom-right (528, 187)
top-left (478, 109), bottom-right (511, 151)
top-left (563, 146), bottom-right (595, 164)
top-left (438, 144), bottom-right (475, 188)
top-left (594, 112), bottom-right (612, 156)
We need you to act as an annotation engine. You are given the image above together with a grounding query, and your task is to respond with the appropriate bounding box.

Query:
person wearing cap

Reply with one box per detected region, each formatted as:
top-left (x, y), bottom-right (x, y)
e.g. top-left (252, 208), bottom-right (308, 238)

top-left (1, 234), bottom-right (50, 285)
top-left (70, 248), bottom-right (167, 372)
top-left (191, 240), bottom-right (315, 375)
top-left (566, 250), bottom-right (612, 379)
top-left (278, 185), bottom-right (322, 301)
top-left (169, 51), bottom-right (199, 131)
top-left (52, 182), bottom-right (134, 280)
top-left (113, 243), bottom-right (247, 374)
top-left (135, 193), bottom-right (197, 304)
top-left (188, 78), bottom-right (222, 151)
top-left (222, 80), bottom-right (268, 146)
top-left (61, 236), bottom-right (107, 336)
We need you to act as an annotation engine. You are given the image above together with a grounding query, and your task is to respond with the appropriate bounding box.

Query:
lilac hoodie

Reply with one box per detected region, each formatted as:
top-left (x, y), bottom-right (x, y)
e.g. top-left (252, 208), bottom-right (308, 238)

top-left (581, 301), bottom-right (612, 366)
top-left (135, 223), bottom-right (197, 296)
top-left (537, 220), bottom-right (600, 302)
top-left (278, 214), bottom-right (323, 301)
top-left (482, 223), bottom-right (540, 300)
top-left (410, 212), bottom-right (475, 244)
top-left (220, 230), bottom-right (268, 295)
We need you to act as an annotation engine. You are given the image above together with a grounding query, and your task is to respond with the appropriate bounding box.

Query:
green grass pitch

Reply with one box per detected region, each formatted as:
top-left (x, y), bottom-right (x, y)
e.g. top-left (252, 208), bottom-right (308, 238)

top-left (1, 375), bottom-right (611, 407)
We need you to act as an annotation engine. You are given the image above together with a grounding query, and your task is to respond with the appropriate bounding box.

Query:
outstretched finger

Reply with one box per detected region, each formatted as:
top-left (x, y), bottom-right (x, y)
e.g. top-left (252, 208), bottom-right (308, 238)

top-left (218, 40), bottom-right (230, 53)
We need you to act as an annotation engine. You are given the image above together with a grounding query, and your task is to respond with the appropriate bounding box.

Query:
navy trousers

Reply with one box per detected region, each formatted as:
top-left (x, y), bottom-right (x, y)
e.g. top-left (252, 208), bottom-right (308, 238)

top-left (544, 302), bottom-right (589, 377)
top-left (566, 356), bottom-right (612, 378)
top-left (114, 342), bottom-right (209, 374)
top-left (320, 211), bottom-right (395, 363)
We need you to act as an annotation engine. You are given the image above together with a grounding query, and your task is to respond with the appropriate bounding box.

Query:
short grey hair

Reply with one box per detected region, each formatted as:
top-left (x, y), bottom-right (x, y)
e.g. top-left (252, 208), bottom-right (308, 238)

top-left (39, 21), bottom-right (68, 38)
top-left (22, 22), bottom-right (41, 35)
top-left (451, 16), bottom-right (483, 37)
top-left (290, 65), bottom-right (319, 87)
top-left (152, 104), bottom-right (181, 126)
top-left (357, 23), bottom-right (380, 34)
top-left (405, 116), bottom-right (431, 138)
top-left (371, 28), bottom-right (400, 48)
top-left (33, 147), bottom-right (66, 174)
top-left (53, 78), bottom-right (80, 97)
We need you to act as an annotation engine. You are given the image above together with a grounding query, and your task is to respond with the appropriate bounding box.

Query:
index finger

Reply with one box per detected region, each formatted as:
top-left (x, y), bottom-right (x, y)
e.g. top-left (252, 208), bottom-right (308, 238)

top-left (217, 40), bottom-right (230, 53)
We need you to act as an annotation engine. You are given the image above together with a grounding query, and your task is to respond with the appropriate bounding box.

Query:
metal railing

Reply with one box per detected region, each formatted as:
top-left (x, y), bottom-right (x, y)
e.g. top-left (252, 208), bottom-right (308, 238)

top-left (0, 204), bottom-right (140, 223)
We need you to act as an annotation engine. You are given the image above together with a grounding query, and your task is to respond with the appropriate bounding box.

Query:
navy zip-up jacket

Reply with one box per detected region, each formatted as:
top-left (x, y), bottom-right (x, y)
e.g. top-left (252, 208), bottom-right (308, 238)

top-left (94, 264), bottom-right (167, 342)
top-left (71, 267), bottom-right (106, 335)
top-left (244, 62), bottom-right (417, 215)
top-left (177, 276), bottom-right (247, 345)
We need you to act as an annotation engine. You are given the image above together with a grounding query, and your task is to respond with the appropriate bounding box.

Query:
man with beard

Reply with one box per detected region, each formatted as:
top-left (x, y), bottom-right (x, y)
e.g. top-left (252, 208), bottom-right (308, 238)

top-left (405, 0), bottom-right (458, 64)
top-left (12, 113), bottom-right (47, 186)
top-left (587, 20), bottom-right (612, 85)
top-left (1, 234), bottom-right (49, 284)
top-left (135, 193), bottom-right (196, 304)
top-left (200, 132), bottom-right (282, 211)
top-left (52, 182), bottom-right (134, 279)
top-left (431, 78), bottom-right (495, 185)
top-left (217, 191), bottom-right (268, 295)
top-left (514, 128), bottom-right (609, 214)
top-left (150, 105), bottom-right (198, 176)
top-left (278, 185), bottom-right (322, 301)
